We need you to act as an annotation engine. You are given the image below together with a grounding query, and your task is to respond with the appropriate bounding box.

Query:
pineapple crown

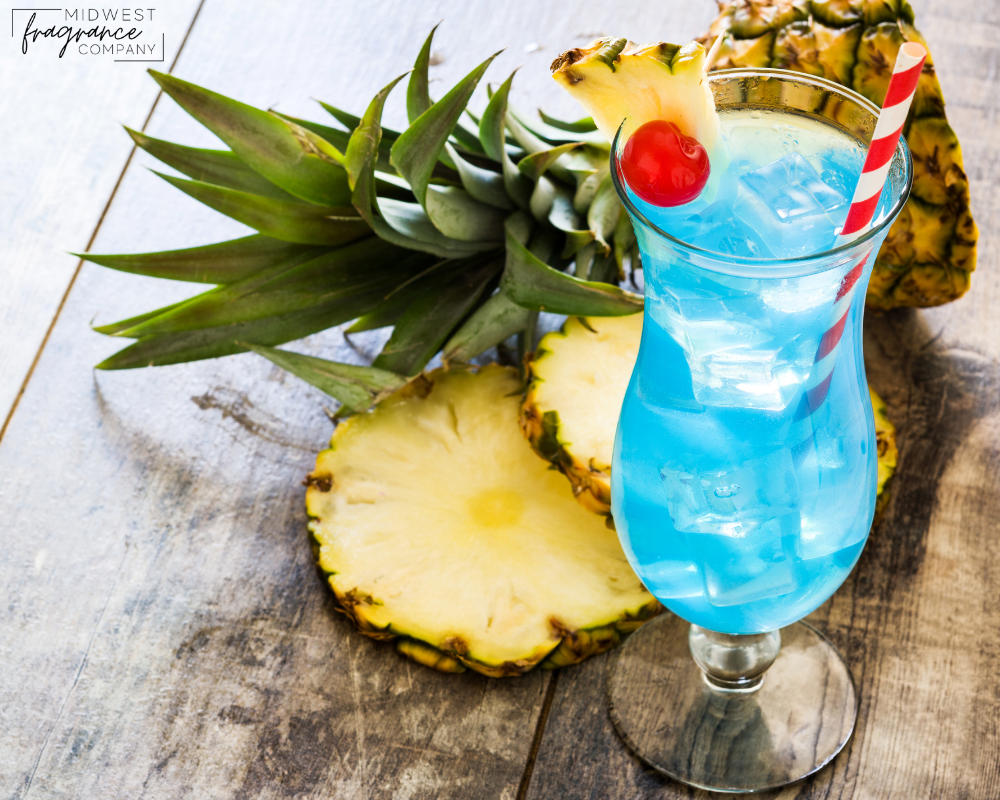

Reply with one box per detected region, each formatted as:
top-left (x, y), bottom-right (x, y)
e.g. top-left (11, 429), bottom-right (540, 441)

top-left (79, 25), bottom-right (642, 415)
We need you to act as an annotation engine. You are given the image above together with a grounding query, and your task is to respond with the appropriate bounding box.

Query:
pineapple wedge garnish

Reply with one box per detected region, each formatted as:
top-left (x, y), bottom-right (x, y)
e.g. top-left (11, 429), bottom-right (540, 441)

top-left (551, 38), bottom-right (720, 152)
top-left (307, 365), bottom-right (658, 676)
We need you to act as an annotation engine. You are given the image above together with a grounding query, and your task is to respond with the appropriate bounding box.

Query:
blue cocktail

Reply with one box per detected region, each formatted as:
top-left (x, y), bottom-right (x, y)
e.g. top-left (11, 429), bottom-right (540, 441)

top-left (606, 70), bottom-right (911, 792)
top-left (613, 106), bottom-right (887, 634)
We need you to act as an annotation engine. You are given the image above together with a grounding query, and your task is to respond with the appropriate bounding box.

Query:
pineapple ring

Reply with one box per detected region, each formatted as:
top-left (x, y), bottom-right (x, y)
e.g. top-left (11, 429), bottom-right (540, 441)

top-left (307, 365), bottom-right (658, 676)
top-left (521, 315), bottom-right (643, 516)
top-left (521, 315), bottom-right (897, 521)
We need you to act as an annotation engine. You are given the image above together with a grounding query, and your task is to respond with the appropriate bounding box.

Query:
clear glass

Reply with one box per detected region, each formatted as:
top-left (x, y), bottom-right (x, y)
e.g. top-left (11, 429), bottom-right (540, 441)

top-left (606, 69), bottom-right (912, 792)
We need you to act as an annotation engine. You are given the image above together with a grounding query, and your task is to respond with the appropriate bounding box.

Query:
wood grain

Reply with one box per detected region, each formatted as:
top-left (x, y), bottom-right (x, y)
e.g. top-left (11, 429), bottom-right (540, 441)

top-left (0, 1), bottom-right (203, 428)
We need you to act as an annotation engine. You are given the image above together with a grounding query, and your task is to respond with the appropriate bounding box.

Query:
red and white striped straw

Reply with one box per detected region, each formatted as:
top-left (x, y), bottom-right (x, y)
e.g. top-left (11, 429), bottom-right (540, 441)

top-left (797, 42), bottom-right (926, 419)
top-left (836, 41), bottom-right (927, 247)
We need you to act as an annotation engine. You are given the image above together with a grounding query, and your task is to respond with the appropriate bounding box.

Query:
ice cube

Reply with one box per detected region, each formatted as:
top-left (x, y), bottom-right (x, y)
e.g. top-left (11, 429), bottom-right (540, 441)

top-left (699, 519), bottom-right (798, 607)
top-left (792, 428), bottom-right (873, 561)
top-left (734, 154), bottom-right (849, 258)
top-left (741, 153), bottom-right (847, 221)
top-left (684, 200), bottom-right (775, 258)
top-left (640, 559), bottom-right (705, 599)
top-left (658, 448), bottom-right (803, 606)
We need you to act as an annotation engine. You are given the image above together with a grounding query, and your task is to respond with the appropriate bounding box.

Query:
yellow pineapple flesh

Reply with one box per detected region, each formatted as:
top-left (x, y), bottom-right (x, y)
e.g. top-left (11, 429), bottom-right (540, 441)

top-left (307, 365), bottom-right (658, 676)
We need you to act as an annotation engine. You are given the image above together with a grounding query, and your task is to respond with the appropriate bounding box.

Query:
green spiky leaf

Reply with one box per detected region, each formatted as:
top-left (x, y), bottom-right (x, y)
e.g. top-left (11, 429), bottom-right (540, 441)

top-left (407, 24), bottom-right (437, 123)
top-left (479, 71), bottom-right (532, 210)
top-left (154, 172), bottom-right (369, 246)
top-left (77, 235), bottom-right (327, 284)
top-left (93, 302), bottom-right (186, 335)
top-left (373, 257), bottom-right (501, 375)
top-left (245, 345), bottom-right (406, 412)
top-left (537, 110), bottom-right (597, 133)
top-left (587, 173), bottom-right (622, 253)
top-left (95, 292), bottom-right (390, 369)
top-left (445, 143), bottom-right (512, 210)
top-left (349, 76), bottom-right (498, 259)
top-left (508, 103), bottom-right (608, 147)
top-left (391, 50), bottom-right (501, 206)
top-left (108, 238), bottom-right (420, 338)
top-left (126, 128), bottom-right (297, 201)
top-left (501, 223), bottom-right (641, 316)
top-left (443, 290), bottom-right (534, 362)
top-left (149, 70), bottom-right (352, 207)
top-left (516, 142), bottom-right (584, 182)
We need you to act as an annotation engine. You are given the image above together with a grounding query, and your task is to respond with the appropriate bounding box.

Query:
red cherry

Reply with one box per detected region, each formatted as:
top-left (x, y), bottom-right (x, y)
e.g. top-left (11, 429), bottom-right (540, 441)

top-left (621, 120), bottom-right (710, 207)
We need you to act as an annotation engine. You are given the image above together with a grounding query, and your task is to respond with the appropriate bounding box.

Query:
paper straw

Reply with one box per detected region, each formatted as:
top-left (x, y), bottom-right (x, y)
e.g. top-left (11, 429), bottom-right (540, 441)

top-left (836, 41), bottom-right (927, 247)
top-left (795, 41), bottom-right (926, 421)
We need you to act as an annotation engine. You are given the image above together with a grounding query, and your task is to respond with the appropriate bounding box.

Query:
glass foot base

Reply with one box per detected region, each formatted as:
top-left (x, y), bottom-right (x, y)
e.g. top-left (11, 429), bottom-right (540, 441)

top-left (608, 613), bottom-right (857, 793)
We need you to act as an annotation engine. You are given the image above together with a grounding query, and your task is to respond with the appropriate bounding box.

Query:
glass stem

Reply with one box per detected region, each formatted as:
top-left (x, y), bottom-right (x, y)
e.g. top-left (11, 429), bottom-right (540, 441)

top-left (689, 625), bottom-right (781, 693)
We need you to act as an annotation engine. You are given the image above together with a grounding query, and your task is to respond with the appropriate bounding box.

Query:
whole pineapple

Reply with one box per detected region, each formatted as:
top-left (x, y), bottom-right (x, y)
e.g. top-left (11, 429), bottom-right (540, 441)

top-left (702, 0), bottom-right (977, 309)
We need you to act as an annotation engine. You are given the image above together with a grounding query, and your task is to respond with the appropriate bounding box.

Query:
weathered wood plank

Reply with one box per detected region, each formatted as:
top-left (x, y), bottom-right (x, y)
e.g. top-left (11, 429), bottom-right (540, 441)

top-left (524, 0), bottom-right (1000, 797)
top-left (0, 1), bottom-right (203, 428)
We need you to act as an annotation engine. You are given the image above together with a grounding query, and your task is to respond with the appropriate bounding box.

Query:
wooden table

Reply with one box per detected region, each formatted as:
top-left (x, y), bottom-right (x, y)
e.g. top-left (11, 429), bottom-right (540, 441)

top-left (2, 1), bottom-right (998, 797)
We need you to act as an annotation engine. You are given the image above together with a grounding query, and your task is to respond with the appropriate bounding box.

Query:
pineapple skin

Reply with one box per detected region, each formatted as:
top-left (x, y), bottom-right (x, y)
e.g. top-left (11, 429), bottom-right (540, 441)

top-left (702, 0), bottom-right (978, 310)
top-left (871, 386), bottom-right (898, 525)
top-left (306, 366), bottom-right (661, 677)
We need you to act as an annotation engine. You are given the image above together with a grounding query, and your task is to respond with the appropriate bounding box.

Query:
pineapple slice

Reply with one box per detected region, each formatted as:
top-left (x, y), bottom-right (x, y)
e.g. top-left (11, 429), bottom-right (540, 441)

top-left (550, 38), bottom-right (720, 150)
top-left (522, 316), bottom-right (898, 520)
top-left (307, 365), bottom-right (658, 676)
top-left (521, 315), bottom-right (642, 515)
top-left (870, 386), bottom-right (898, 525)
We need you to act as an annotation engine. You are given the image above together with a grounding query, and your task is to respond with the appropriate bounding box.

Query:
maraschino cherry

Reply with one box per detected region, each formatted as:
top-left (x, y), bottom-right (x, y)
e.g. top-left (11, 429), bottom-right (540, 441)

top-left (621, 120), bottom-right (710, 207)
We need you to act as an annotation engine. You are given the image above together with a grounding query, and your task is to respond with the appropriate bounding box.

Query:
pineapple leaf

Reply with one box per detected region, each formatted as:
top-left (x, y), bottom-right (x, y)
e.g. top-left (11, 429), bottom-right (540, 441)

top-left (517, 142), bottom-right (583, 182)
top-left (537, 110), bottom-right (597, 133)
top-left (505, 113), bottom-right (577, 184)
top-left (586, 173), bottom-right (622, 253)
top-left (373, 256), bottom-right (501, 375)
top-left (548, 184), bottom-right (595, 257)
top-left (110, 239), bottom-right (416, 338)
top-left (346, 259), bottom-right (454, 333)
top-left (76, 235), bottom-right (328, 284)
top-left (349, 76), bottom-right (498, 259)
top-left (479, 71), bottom-right (532, 210)
top-left (125, 127), bottom-right (297, 201)
top-left (93, 302), bottom-right (186, 336)
top-left (345, 72), bottom-right (410, 190)
top-left (505, 209), bottom-right (534, 247)
top-left (442, 290), bottom-right (534, 363)
top-left (529, 175), bottom-right (557, 223)
top-left (390, 50), bottom-right (502, 206)
top-left (149, 70), bottom-right (353, 207)
top-left (153, 171), bottom-right (370, 246)
top-left (500, 223), bottom-right (641, 317)
top-left (424, 185), bottom-right (506, 241)
top-left (407, 24), bottom-right (438, 123)
top-left (275, 114), bottom-right (351, 151)
top-left (319, 100), bottom-right (403, 141)
top-left (445, 143), bottom-right (512, 210)
top-left (95, 290), bottom-right (391, 370)
top-left (612, 209), bottom-right (637, 274)
top-left (508, 103), bottom-right (608, 147)
top-left (244, 344), bottom-right (406, 412)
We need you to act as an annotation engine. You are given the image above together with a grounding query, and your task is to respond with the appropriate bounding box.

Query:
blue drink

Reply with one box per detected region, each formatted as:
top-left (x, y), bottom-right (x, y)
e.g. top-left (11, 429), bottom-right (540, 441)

top-left (611, 106), bottom-right (907, 634)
